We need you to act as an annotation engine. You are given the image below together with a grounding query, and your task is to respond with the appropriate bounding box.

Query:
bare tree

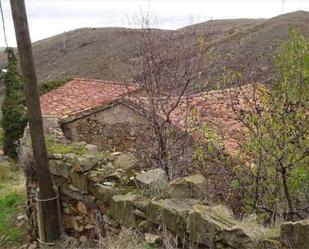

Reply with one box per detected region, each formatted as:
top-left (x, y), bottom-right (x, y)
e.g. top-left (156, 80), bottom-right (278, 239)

top-left (125, 14), bottom-right (206, 179)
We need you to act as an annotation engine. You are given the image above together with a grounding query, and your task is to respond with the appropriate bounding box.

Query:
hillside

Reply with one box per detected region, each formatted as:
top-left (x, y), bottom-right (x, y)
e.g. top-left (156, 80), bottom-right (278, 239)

top-left (0, 11), bottom-right (308, 90)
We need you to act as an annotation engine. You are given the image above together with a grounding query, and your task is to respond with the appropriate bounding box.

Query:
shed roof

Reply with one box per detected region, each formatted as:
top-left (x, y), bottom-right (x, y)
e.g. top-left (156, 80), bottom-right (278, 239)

top-left (40, 78), bottom-right (140, 119)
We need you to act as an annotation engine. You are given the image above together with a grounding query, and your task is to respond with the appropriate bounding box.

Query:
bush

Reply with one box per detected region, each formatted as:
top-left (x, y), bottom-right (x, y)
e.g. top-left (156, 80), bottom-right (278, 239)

top-left (39, 78), bottom-right (70, 96)
top-left (1, 48), bottom-right (27, 160)
top-left (234, 30), bottom-right (309, 221)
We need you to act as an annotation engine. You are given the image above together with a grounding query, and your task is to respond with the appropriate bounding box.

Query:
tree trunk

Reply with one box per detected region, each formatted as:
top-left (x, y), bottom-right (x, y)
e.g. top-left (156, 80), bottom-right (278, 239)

top-left (154, 123), bottom-right (169, 178)
top-left (253, 163), bottom-right (261, 211)
top-left (281, 167), bottom-right (294, 221)
top-left (158, 132), bottom-right (169, 176)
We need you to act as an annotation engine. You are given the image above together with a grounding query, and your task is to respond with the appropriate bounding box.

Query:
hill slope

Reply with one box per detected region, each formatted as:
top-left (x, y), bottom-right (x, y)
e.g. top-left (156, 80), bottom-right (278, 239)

top-left (0, 11), bottom-right (308, 90)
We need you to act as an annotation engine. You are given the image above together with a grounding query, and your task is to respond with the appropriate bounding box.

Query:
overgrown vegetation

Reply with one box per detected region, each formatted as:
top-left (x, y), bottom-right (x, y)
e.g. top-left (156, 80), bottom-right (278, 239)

top-left (235, 30), bottom-right (308, 222)
top-left (0, 161), bottom-right (26, 248)
top-left (45, 135), bottom-right (88, 155)
top-left (39, 78), bottom-right (70, 96)
top-left (1, 48), bottom-right (28, 160)
top-left (208, 30), bottom-right (309, 224)
top-left (190, 30), bottom-right (309, 224)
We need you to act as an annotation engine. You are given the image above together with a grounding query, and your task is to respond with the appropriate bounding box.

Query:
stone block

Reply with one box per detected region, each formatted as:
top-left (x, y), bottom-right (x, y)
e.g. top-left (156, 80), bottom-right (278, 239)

top-left (135, 168), bottom-right (168, 194)
top-left (61, 184), bottom-right (84, 200)
top-left (49, 160), bottom-right (69, 178)
top-left (89, 183), bottom-right (119, 203)
top-left (187, 204), bottom-right (255, 249)
top-left (109, 193), bottom-right (141, 227)
top-left (71, 171), bottom-right (88, 194)
top-left (146, 198), bottom-right (200, 235)
top-left (113, 154), bottom-right (136, 170)
top-left (85, 144), bottom-right (98, 153)
top-left (169, 174), bottom-right (207, 199)
top-left (72, 156), bottom-right (95, 173)
top-left (281, 219), bottom-right (309, 249)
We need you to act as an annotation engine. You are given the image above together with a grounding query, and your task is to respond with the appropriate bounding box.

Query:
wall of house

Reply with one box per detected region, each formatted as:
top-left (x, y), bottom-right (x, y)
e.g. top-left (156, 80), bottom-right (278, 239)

top-left (61, 103), bottom-right (198, 178)
top-left (61, 103), bottom-right (145, 152)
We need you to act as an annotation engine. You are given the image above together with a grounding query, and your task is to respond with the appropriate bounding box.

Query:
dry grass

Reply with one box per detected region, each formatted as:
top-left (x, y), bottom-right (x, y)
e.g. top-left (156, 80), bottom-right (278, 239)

top-left (99, 228), bottom-right (147, 249)
top-left (0, 160), bottom-right (25, 196)
top-left (236, 215), bottom-right (282, 248)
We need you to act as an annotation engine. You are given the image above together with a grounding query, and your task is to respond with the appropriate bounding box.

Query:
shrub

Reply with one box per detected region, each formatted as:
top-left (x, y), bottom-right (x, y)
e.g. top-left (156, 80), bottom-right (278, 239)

top-left (39, 78), bottom-right (70, 96)
top-left (1, 48), bottom-right (27, 160)
top-left (233, 30), bottom-right (309, 221)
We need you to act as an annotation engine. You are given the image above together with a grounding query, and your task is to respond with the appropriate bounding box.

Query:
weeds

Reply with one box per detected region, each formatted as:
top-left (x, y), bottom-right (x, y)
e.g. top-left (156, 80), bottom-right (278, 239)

top-left (0, 161), bottom-right (26, 248)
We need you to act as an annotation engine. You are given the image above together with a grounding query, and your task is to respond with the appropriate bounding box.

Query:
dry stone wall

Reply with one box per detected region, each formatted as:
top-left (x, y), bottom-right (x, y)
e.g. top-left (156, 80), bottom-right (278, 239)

top-left (23, 137), bottom-right (284, 249)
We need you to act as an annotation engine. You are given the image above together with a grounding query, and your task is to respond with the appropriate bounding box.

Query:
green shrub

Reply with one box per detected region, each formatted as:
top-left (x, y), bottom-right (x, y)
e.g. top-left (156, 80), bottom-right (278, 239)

top-left (1, 48), bottom-right (27, 160)
top-left (235, 30), bottom-right (309, 219)
top-left (39, 78), bottom-right (70, 96)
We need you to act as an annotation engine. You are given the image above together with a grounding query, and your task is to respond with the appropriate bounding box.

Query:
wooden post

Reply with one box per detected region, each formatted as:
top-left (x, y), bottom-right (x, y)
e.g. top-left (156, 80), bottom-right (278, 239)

top-left (10, 0), bottom-right (60, 242)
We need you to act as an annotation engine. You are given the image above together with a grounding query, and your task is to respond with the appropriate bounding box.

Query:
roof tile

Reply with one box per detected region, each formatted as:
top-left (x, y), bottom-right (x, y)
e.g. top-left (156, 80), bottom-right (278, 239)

top-left (40, 78), bottom-right (139, 118)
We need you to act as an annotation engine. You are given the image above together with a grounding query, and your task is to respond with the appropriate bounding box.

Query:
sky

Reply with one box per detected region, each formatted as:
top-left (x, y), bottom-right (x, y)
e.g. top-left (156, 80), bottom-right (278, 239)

top-left (0, 0), bottom-right (308, 47)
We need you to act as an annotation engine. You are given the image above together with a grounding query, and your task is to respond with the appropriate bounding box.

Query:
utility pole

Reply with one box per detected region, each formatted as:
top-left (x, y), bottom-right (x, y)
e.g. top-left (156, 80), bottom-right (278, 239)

top-left (10, 0), bottom-right (60, 242)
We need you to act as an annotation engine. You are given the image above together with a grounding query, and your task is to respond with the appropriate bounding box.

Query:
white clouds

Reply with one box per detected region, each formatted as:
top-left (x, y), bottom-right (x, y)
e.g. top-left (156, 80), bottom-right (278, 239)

top-left (0, 0), bottom-right (308, 47)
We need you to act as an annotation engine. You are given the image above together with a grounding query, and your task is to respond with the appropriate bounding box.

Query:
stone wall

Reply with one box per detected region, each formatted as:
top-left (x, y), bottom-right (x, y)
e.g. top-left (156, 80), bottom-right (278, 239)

top-left (61, 102), bottom-right (199, 179)
top-left (61, 103), bottom-right (144, 150)
top-left (24, 137), bottom-right (282, 249)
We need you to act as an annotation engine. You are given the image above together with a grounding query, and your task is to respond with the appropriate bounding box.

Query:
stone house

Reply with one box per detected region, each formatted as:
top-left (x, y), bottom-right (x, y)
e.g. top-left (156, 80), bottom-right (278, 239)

top-left (40, 78), bottom-right (251, 176)
top-left (40, 78), bottom-right (144, 151)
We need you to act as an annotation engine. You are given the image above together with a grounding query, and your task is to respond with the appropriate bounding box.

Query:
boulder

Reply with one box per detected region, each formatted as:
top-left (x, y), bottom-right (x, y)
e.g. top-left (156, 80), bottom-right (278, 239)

top-left (113, 154), bottom-right (136, 170)
top-left (169, 174), bottom-right (207, 199)
top-left (220, 227), bottom-right (255, 249)
top-left (72, 156), bottom-right (95, 173)
top-left (109, 193), bottom-right (141, 227)
top-left (89, 183), bottom-right (119, 203)
top-left (146, 198), bottom-right (200, 235)
top-left (85, 144), bottom-right (98, 153)
top-left (49, 160), bottom-right (70, 178)
top-left (135, 168), bottom-right (168, 195)
top-left (281, 219), bottom-right (309, 249)
top-left (187, 204), bottom-right (254, 249)
top-left (61, 184), bottom-right (84, 201)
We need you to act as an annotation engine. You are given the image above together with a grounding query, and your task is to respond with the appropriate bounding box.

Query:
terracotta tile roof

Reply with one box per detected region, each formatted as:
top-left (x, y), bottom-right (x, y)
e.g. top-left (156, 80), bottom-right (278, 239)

top-left (125, 84), bottom-right (260, 154)
top-left (40, 78), bottom-right (140, 119)
top-left (170, 84), bottom-right (260, 154)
